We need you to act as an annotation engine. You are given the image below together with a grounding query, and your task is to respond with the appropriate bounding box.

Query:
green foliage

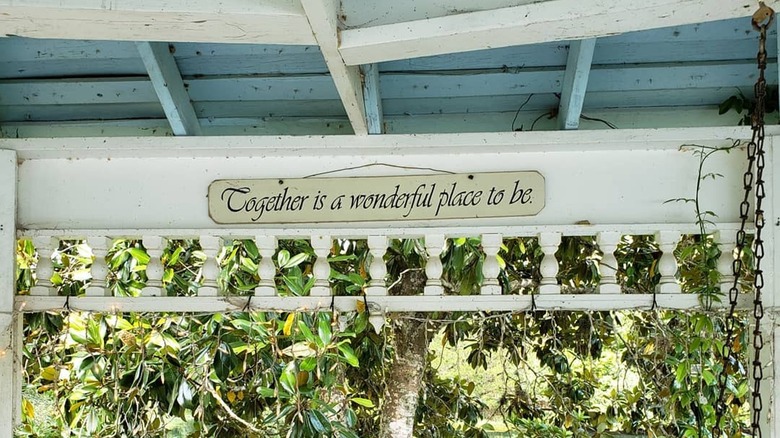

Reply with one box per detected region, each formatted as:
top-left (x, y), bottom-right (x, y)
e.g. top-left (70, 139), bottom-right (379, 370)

top-left (16, 233), bottom-right (751, 437)
top-left (718, 87), bottom-right (778, 125)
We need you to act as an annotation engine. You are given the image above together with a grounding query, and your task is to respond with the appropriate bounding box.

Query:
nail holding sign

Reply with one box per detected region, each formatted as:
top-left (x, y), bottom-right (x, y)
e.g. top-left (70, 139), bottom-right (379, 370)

top-left (208, 171), bottom-right (545, 224)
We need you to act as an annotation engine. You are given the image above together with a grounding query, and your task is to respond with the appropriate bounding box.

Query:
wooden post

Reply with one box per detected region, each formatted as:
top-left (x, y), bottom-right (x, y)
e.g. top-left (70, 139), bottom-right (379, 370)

top-left (716, 230), bottom-right (736, 295)
top-left (366, 235), bottom-right (388, 296)
top-left (86, 237), bottom-right (112, 297)
top-left (30, 237), bottom-right (57, 296)
top-left (199, 236), bottom-right (221, 297)
top-left (311, 235), bottom-right (332, 297)
top-left (655, 231), bottom-right (681, 293)
top-left (0, 149), bottom-right (20, 431)
top-left (538, 232), bottom-right (561, 294)
top-left (424, 234), bottom-right (445, 295)
top-left (142, 236), bottom-right (165, 297)
top-left (255, 235), bottom-right (278, 297)
top-left (597, 232), bottom-right (621, 294)
top-left (481, 234), bottom-right (502, 295)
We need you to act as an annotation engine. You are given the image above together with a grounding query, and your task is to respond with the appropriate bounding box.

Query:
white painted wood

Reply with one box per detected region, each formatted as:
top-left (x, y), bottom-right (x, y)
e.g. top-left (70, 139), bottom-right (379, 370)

top-left (655, 230), bottom-right (682, 293)
top-left (773, 324), bottom-right (780, 438)
top-left (366, 235), bottom-right (389, 296)
top-left (8, 130), bottom-right (765, 230)
top-left (299, 0), bottom-right (368, 135)
top-left (255, 235), bottom-right (278, 297)
top-left (15, 224), bottom-right (744, 255)
top-left (424, 234), bottom-right (445, 295)
top-left (361, 64), bottom-right (384, 134)
top-left (559, 38), bottom-right (596, 130)
top-left (0, 0), bottom-right (315, 45)
top-left (85, 237), bottom-right (112, 297)
top-left (480, 234), bottom-right (502, 295)
top-left (136, 42), bottom-right (202, 136)
top-left (597, 231), bottom-right (621, 294)
top-left (198, 236), bottom-right (221, 297)
top-left (338, 0), bottom-right (779, 65)
top-left (14, 292), bottom-right (753, 314)
top-left (716, 230), bottom-right (737, 296)
top-left (538, 232), bottom-right (561, 294)
top-left (5, 127), bottom-right (773, 160)
top-left (30, 237), bottom-right (58, 296)
top-left (342, 0), bottom-right (540, 28)
top-left (0, 107), bottom-right (755, 139)
top-left (0, 149), bottom-right (19, 431)
top-left (141, 236), bottom-right (165, 297)
top-left (764, 136), bottom-right (777, 310)
top-left (310, 235), bottom-right (332, 296)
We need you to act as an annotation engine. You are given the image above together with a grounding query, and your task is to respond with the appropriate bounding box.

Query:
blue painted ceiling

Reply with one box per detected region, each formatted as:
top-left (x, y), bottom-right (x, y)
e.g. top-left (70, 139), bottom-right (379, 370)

top-left (0, 17), bottom-right (776, 133)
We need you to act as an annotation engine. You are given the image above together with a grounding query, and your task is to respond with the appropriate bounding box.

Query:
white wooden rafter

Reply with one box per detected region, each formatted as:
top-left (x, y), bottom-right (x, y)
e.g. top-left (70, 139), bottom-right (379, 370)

top-left (136, 42), bottom-right (202, 136)
top-left (299, 0), bottom-right (369, 135)
top-left (0, 0), bottom-right (315, 45)
top-left (558, 38), bottom-right (596, 130)
top-left (338, 0), bottom-right (779, 65)
top-left (361, 64), bottom-right (384, 134)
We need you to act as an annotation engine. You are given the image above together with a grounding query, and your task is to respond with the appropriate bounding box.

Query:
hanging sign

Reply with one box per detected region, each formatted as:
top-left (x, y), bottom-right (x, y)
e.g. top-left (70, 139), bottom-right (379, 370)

top-left (208, 171), bottom-right (544, 224)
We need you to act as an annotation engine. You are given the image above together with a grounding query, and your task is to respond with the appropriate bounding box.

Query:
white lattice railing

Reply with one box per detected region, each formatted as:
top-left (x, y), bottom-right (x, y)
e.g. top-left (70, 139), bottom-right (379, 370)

top-left (15, 224), bottom-right (751, 314)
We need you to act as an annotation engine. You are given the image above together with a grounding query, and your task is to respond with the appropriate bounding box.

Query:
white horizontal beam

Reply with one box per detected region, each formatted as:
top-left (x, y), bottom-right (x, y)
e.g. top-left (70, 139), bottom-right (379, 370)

top-left (338, 0), bottom-right (778, 65)
top-left (136, 42), bottom-right (202, 136)
top-left (15, 294), bottom-right (752, 314)
top-left (300, 0), bottom-right (368, 135)
top-left (0, 0), bottom-right (315, 45)
top-left (559, 38), bottom-right (596, 130)
top-left (2, 126), bottom-right (770, 159)
top-left (16, 223), bottom-right (744, 240)
top-left (0, 107), bottom-right (755, 138)
top-left (5, 129), bottom-right (764, 229)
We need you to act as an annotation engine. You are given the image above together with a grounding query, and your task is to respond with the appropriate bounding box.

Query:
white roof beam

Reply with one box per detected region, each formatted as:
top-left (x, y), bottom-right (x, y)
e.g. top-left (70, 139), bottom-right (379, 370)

top-left (558, 38), bottom-right (596, 130)
top-left (361, 64), bottom-right (384, 134)
top-left (0, 0), bottom-right (314, 45)
top-left (137, 42), bottom-right (202, 136)
top-left (339, 0), bottom-right (779, 65)
top-left (300, 0), bottom-right (368, 135)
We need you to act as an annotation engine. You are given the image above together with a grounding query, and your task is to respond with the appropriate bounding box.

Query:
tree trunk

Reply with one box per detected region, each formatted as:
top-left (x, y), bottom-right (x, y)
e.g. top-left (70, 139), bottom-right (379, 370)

top-left (379, 270), bottom-right (429, 438)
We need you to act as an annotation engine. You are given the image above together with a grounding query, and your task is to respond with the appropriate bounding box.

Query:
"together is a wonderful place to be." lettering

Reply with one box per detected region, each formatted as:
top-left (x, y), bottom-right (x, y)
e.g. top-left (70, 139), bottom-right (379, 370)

top-left (208, 171), bottom-right (544, 224)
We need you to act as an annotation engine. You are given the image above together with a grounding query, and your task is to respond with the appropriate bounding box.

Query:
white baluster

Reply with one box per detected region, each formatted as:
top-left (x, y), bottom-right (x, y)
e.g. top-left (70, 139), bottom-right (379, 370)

top-left (538, 232), bottom-right (561, 294)
top-left (597, 232), bottom-right (621, 294)
top-left (141, 236), bottom-right (165, 297)
top-left (199, 236), bottom-right (222, 297)
top-left (424, 234), bottom-right (445, 296)
top-left (86, 237), bottom-right (112, 297)
top-left (655, 231), bottom-right (681, 293)
top-left (716, 230), bottom-right (737, 295)
top-left (255, 235), bottom-right (278, 297)
top-left (481, 234), bottom-right (502, 295)
top-left (310, 235), bottom-right (332, 297)
top-left (366, 235), bottom-right (388, 296)
top-left (31, 237), bottom-right (58, 296)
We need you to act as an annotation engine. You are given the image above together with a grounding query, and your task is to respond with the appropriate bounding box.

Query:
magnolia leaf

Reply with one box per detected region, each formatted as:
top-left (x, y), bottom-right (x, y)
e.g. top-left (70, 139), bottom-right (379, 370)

top-left (351, 397), bottom-right (375, 408)
top-left (283, 313), bottom-right (295, 336)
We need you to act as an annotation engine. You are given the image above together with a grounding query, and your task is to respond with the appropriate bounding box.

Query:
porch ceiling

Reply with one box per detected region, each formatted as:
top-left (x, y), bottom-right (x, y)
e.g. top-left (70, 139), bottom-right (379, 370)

top-left (0, 0), bottom-right (777, 137)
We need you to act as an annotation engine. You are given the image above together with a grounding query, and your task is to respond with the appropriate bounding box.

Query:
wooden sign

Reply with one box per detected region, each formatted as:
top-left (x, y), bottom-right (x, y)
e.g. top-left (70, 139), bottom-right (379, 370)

top-left (208, 171), bottom-right (544, 224)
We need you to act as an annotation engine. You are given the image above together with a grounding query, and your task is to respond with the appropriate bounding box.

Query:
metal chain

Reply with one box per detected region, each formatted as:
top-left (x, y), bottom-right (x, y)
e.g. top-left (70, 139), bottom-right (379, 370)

top-left (713, 4), bottom-right (773, 436)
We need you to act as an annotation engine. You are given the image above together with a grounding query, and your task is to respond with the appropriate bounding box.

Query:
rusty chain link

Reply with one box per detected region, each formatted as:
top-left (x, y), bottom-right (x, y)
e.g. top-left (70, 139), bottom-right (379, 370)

top-left (713, 3), bottom-right (773, 436)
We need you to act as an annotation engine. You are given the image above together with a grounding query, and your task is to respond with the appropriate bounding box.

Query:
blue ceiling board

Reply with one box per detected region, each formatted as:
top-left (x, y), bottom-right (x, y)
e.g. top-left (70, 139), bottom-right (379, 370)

top-left (171, 43), bottom-right (329, 76)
